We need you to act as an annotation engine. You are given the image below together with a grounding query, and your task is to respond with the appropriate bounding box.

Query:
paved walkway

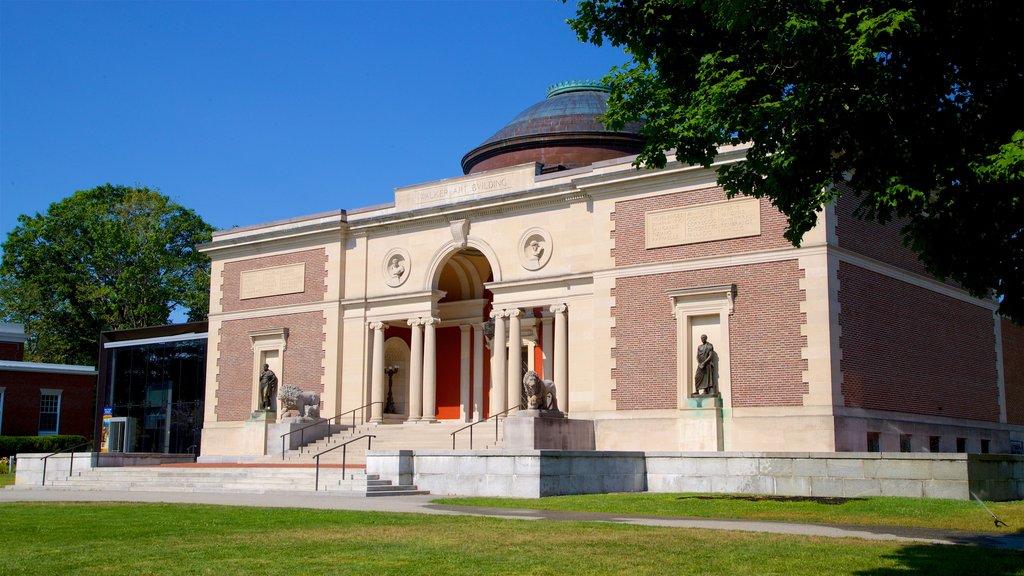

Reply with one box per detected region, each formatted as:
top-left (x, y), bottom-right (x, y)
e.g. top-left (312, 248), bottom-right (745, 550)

top-left (2, 487), bottom-right (1022, 550)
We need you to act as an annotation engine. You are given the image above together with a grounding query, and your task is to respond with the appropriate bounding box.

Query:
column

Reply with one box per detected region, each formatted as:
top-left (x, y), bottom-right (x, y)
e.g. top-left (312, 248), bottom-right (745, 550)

top-left (551, 304), bottom-right (568, 413)
top-left (407, 318), bottom-right (423, 422)
top-left (472, 323), bottom-right (484, 421)
top-left (422, 317), bottom-right (438, 422)
top-left (490, 310), bottom-right (507, 416)
top-left (506, 308), bottom-right (522, 412)
top-left (369, 321), bottom-right (385, 423)
top-left (541, 316), bottom-right (553, 379)
top-left (459, 325), bottom-right (471, 421)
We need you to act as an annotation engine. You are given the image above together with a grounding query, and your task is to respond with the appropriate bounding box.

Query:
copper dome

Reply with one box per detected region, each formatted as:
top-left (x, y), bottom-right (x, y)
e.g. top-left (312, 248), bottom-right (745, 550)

top-left (461, 81), bottom-right (644, 175)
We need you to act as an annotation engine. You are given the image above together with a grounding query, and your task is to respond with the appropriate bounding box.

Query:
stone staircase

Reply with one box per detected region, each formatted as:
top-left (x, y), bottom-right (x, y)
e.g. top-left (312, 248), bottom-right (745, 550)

top-left (272, 420), bottom-right (505, 466)
top-left (29, 465), bottom-right (427, 496)
top-left (15, 419), bottom-right (507, 497)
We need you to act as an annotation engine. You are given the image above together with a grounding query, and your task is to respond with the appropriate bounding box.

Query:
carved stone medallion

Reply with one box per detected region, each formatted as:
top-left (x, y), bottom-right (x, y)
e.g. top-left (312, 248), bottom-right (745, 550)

top-left (383, 248), bottom-right (411, 288)
top-left (518, 227), bottom-right (552, 271)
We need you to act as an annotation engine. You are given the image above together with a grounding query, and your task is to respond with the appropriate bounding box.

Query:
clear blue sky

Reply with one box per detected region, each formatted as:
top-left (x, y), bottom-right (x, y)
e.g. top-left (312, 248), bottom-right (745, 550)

top-left (0, 0), bottom-right (627, 249)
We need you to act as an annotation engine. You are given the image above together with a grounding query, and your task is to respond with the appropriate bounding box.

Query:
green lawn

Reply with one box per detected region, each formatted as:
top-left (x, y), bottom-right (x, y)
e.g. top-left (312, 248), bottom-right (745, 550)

top-left (0, 473), bottom-right (14, 488)
top-left (0, 502), bottom-right (1020, 575)
top-left (434, 493), bottom-right (1024, 532)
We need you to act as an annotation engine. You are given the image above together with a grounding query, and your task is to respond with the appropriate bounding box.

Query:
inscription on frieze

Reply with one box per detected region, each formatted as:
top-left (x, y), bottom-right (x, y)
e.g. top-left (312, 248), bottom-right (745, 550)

top-left (394, 165), bottom-right (536, 210)
top-left (240, 263), bottom-right (306, 299)
top-left (645, 197), bottom-right (761, 248)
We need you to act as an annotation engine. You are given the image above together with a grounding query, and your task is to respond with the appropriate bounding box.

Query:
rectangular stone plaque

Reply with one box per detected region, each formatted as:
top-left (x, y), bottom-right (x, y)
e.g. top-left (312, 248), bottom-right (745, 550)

top-left (394, 164), bottom-right (536, 210)
top-left (645, 197), bottom-right (761, 248)
top-left (240, 263), bottom-right (305, 300)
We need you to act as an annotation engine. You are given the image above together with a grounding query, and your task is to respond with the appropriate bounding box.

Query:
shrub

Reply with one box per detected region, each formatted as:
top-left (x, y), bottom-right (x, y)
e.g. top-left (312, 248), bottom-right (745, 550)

top-left (0, 435), bottom-right (90, 458)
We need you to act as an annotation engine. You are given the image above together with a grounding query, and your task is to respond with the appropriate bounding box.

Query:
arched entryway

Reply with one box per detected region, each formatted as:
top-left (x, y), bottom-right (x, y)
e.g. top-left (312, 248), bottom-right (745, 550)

top-left (433, 248), bottom-right (493, 421)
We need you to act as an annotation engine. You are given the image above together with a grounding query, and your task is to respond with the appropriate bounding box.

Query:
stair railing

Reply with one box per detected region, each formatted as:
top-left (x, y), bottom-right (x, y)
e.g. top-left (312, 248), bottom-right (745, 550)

top-left (310, 434), bottom-right (376, 491)
top-left (40, 441), bottom-right (93, 487)
top-left (280, 401), bottom-right (383, 461)
top-left (450, 406), bottom-right (518, 450)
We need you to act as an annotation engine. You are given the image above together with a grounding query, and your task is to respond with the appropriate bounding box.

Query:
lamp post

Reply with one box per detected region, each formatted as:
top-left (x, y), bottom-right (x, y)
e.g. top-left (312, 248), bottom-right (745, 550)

top-left (384, 365), bottom-right (398, 414)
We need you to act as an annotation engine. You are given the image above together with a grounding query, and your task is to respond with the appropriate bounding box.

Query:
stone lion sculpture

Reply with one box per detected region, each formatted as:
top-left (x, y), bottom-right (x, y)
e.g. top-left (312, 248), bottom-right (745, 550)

top-left (522, 370), bottom-right (558, 412)
top-left (278, 384), bottom-right (321, 419)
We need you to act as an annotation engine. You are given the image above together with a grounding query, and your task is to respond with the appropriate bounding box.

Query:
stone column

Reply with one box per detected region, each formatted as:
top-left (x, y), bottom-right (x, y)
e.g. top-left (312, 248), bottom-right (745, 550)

top-left (407, 318), bottom-right (423, 422)
top-left (459, 325), bottom-right (471, 421)
top-left (490, 310), bottom-right (507, 416)
top-left (369, 321), bottom-right (385, 423)
top-left (506, 308), bottom-right (522, 412)
top-left (472, 323), bottom-right (484, 421)
top-left (541, 315), bottom-right (553, 379)
top-left (551, 304), bottom-right (568, 413)
top-left (422, 317), bottom-right (438, 422)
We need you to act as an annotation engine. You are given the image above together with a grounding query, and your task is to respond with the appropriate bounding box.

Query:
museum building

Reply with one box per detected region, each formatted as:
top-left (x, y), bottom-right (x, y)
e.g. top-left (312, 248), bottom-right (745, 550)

top-left (197, 81), bottom-right (1024, 459)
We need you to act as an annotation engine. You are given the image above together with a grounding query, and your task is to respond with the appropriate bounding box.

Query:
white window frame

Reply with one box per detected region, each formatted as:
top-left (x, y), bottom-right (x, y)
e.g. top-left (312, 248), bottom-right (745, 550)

top-left (38, 388), bottom-right (62, 436)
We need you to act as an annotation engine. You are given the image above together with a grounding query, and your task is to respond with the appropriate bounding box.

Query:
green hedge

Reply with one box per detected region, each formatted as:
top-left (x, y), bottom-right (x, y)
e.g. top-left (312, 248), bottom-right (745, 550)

top-left (0, 435), bottom-right (90, 458)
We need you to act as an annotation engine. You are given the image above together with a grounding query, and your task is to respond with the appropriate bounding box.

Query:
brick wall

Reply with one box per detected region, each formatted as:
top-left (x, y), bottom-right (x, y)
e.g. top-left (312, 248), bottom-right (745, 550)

top-left (215, 312), bottom-right (326, 421)
top-left (611, 261), bottom-right (807, 410)
top-left (0, 342), bottom-right (24, 361)
top-left (1003, 317), bottom-right (1024, 425)
top-left (0, 371), bottom-right (96, 437)
top-left (838, 262), bottom-right (999, 421)
top-left (612, 188), bottom-right (793, 267)
top-left (220, 248), bottom-right (328, 313)
top-left (834, 189), bottom-right (929, 276)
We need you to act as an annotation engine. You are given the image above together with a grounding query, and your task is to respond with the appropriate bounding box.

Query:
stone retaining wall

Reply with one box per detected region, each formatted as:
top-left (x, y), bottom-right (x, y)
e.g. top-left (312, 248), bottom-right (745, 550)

top-left (367, 450), bottom-right (1024, 500)
top-left (368, 450), bottom-right (646, 498)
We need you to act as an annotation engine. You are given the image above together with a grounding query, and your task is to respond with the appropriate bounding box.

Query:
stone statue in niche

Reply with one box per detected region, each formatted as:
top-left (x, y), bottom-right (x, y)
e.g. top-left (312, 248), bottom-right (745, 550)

top-left (523, 371), bottom-right (559, 412)
top-left (259, 364), bottom-right (278, 410)
top-left (694, 335), bottom-right (716, 395)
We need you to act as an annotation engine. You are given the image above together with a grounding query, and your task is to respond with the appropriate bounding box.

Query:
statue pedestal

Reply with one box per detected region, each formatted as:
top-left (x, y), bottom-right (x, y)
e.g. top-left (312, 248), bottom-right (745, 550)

top-left (681, 395), bottom-right (723, 451)
top-left (267, 417), bottom-right (331, 456)
top-left (504, 411), bottom-right (595, 450)
top-left (242, 411), bottom-right (276, 456)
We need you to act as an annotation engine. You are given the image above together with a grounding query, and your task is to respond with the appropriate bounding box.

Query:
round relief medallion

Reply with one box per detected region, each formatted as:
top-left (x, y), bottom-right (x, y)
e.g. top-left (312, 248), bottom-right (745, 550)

top-left (518, 227), bottom-right (552, 271)
top-left (383, 248), bottom-right (411, 288)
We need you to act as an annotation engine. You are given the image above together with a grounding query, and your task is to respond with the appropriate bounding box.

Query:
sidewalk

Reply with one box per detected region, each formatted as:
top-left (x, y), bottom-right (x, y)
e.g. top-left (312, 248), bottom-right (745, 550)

top-left (2, 487), bottom-right (1022, 550)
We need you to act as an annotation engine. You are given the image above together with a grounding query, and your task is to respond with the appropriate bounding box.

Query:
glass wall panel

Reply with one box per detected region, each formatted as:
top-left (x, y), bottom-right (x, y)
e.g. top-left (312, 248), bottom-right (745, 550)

top-left (104, 337), bottom-right (206, 454)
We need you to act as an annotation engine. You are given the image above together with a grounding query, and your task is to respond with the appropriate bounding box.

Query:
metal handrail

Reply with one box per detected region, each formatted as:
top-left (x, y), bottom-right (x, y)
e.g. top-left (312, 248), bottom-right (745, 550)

top-left (450, 406), bottom-right (519, 450)
top-left (310, 434), bottom-right (376, 491)
top-left (40, 441), bottom-right (93, 486)
top-left (280, 401), bottom-right (383, 460)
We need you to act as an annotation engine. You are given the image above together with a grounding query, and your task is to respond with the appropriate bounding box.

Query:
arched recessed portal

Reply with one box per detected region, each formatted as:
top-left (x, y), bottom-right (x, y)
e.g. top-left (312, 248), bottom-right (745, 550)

top-left (433, 248), bottom-right (493, 421)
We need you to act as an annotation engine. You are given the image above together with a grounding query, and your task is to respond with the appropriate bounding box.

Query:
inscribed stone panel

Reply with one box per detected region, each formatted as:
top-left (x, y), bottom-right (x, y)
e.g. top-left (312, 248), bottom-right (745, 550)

top-left (240, 263), bottom-right (306, 300)
top-left (645, 197), bottom-right (760, 249)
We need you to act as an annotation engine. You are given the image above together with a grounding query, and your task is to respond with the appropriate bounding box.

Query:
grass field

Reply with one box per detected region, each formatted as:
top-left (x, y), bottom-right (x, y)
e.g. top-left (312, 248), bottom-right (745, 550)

top-left (0, 473), bottom-right (14, 488)
top-left (0, 502), bottom-right (1021, 576)
top-left (434, 493), bottom-right (1024, 532)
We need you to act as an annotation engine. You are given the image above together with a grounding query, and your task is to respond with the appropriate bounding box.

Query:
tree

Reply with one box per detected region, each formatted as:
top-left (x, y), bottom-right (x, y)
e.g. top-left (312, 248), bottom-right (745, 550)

top-left (0, 185), bottom-right (214, 365)
top-left (568, 0), bottom-right (1024, 322)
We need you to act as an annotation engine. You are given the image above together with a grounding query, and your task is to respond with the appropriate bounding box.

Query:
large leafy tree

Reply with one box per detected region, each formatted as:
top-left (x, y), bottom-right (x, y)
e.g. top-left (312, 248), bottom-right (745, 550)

top-left (0, 185), bottom-right (214, 365)
top-left (569, 0), bottom-right (1024, 322)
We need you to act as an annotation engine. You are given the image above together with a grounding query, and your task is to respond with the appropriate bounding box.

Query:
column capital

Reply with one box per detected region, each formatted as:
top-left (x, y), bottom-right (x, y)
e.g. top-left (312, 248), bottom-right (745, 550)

top-left (506, 307), bottom-right (522, 318)
top-left (407, 318), bottom-right (423, 327)
top-left (369, 321), bottom-right (386, 331)
top-left (489, 309), bottom-right (506, 320)
top-left (549, 303), bottom-right (568, 314)
top-left (423, 316), bottom-right (440, 326)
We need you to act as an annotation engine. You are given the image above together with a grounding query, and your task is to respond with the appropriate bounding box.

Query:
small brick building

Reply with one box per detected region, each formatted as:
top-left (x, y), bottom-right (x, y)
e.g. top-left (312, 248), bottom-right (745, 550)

top-left (0, 323), bottom-right (97, 438)
top-left (196, 82), bottom-right (1024, 459)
